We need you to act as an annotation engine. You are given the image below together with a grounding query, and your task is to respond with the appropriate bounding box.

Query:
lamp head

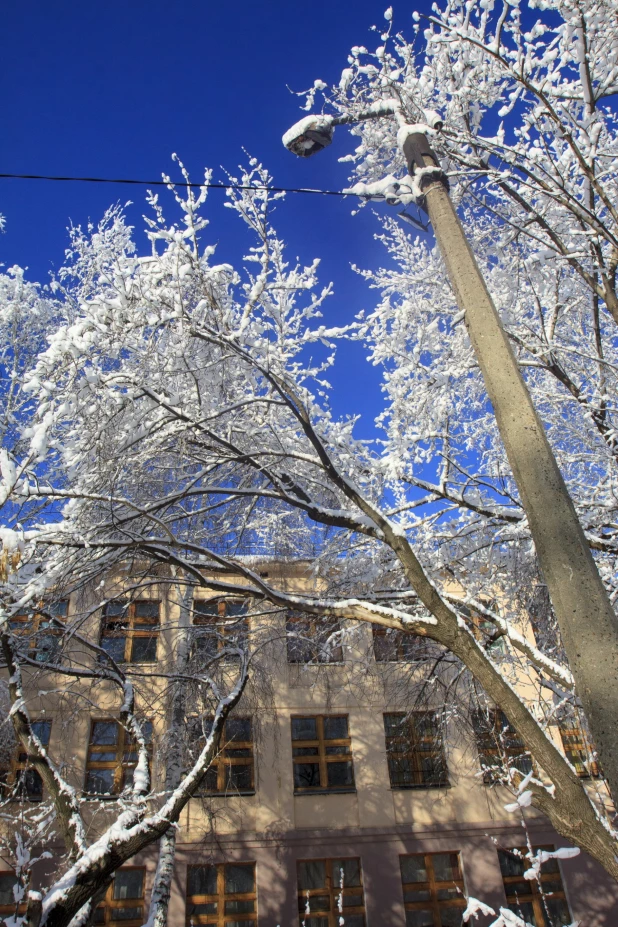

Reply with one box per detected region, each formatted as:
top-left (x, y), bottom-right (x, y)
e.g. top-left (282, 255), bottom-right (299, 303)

top-left (282, 116), bottom-right (334, 158)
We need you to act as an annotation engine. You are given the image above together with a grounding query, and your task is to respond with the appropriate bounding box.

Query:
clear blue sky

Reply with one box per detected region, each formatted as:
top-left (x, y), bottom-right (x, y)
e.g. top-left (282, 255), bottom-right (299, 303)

top-left (1, 0), bottom-right (433, 435)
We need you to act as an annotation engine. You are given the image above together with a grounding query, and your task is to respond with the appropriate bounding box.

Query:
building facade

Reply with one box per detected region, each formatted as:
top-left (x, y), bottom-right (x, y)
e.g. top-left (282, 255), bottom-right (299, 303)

top-left (1, 560), bottom-right (617, 927)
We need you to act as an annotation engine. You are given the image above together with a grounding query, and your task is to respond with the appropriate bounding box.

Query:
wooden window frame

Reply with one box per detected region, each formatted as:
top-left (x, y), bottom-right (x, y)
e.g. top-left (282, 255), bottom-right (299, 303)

top-left (186, 861), bottom-right (257, 926)
top-left (557, 719), bottom-right (600, 779)
top-left (10, 600), bottom-right (68, 663)
top-left (100, 600), bottom-right (160, 665)
top-left (193, 599), bottom-right (249, 664)
top-left (384, 712), bottom-right (449, 789)
top-left (0, 872), bottom-right (26, 921)
top-left (291, 715), bottom-right (355, 794)
top-left (473, 709), bottom-right (533, 784)
top-left (0, 720), bottom-right (51, 802)
top-left (400, 852), bottom-right (466, 926)
top-left (498, 846), bottom-right (572, 927)
top-left (296, 857), bottom-right (365, 927)
top-left (188, 717), bottom-right (255, 796)
top-left (372, 627), bottom-right (439, 663)
top-left (94, 867), bottom-right (145, 927)
top-left (286, 613), bottom-right (343, 664)
top-left (84, 719), bottom-right (152, 798)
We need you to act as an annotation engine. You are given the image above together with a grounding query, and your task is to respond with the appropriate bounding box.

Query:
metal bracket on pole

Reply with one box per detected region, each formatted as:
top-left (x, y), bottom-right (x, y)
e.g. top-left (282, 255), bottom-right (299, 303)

top-left (401, 132), bottom-right (449, 198)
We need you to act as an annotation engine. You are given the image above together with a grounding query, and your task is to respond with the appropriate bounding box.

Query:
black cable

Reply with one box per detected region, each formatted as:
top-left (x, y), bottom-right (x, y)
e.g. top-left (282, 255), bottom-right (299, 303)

top-left (0, 172), bottom-right (348, 197)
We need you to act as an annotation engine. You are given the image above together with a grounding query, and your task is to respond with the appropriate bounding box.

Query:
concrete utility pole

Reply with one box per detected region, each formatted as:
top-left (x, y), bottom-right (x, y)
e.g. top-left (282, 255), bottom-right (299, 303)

top-left (283, 113), bottom-right (618, 802)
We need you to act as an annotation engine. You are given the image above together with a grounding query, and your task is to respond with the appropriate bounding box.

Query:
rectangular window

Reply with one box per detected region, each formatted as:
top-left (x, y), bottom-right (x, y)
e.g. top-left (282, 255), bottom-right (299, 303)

top-left (473, 709), bottom-right (533, 784)
top-left (286, 614), bottom-right (343, 664)
top-left (498, 846), bottom-right (572, 927)
top-left (193, 599), bottom-right (249, 664)
top-left (297, 858), bottom-right (365, 927)
top-left (0, 720), bottom-right (51, 801)
top-left (187, 717), bottom-right (254, 795)
top-left (84, 720), bottom-right (152, 797)
top-left (0, 873), bottom-right (25, 920)
top-left (373, 627), bottom-right (439, 663)
top-left (557, 719), bottom-right (600, 779)
top-left (94, 869), bottom-right (145, 926)
top-left (291, 715), bottom-right (354, 793)
top-left (186, 862), bottom-right (256, 926)
top-left (100, 600), bottom-right (160, 664)
top-left (400, 853), bottom-right (465, 927)
top-left (9, 600), bottom-right (68, 663)
top-left (384, 713), bottom-right (449, 789)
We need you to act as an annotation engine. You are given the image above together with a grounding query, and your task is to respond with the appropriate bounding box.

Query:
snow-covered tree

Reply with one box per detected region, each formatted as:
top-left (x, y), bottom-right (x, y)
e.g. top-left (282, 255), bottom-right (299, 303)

top-left (2, 0), bottom-right (618, 913)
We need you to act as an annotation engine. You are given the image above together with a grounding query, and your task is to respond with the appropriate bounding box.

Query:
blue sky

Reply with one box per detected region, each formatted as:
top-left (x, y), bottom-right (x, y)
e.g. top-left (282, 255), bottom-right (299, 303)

top-left (1, 0), bottom-right (434, 436)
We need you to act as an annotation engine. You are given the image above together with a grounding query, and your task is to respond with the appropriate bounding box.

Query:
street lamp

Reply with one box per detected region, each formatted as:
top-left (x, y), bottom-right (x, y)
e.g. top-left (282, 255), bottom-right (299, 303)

top-left (282, 105), bottom-right (618, 802)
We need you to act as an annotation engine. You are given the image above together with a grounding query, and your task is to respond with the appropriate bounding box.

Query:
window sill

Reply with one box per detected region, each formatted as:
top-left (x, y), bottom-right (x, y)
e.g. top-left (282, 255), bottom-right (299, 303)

top-left (194, 791), bottom-right (256, 798)
top-left (294, 788), bottom-right (357, 796)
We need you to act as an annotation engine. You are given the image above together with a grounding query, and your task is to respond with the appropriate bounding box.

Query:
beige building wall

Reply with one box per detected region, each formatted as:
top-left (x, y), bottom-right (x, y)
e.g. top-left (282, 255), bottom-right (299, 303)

top-left (1, 562), bottom-right (617, 926)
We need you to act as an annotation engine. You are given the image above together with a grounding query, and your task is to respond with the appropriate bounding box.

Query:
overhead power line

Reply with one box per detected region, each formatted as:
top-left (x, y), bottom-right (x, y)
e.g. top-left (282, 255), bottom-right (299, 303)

top-left (0, 172), bottom-right (348, 198)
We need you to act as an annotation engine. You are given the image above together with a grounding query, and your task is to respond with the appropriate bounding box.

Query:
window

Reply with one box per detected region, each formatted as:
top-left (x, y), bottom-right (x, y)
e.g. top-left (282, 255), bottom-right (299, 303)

top-left (0, 720), bottom-right (51, 801)
top-left (100, 600), bottom-right (160, 664)
top-left (384, 713), bottom-right (449, 789)
top-left (291, 715), bottom-right (354, 793)
top-left (0, 873), bottom-right (25, 920)
top-left (9, 600), bottom-right (68, 663)
top-left (186, 862), bottom-right (256, 926)
top-left (286, 614), bottom-right (343, 664)
top-left (399, 853), bottom-right (465, 927)
top-left (498, 846), bottom-right (572, 927)
top-left (373, 627), bottom-right (439, 663)
top-left (84, 720), bottom-right (153, 796)
top-left (473, 709), bottom-right (532, 783)
top-left (297, 858), bottom-right (365, 927)
top-left (193, 599), bottom-right (249, 663)
top-left (94, 869), bottom-right (145, 926)
top-left (458, 604), bottom-right (507, 656)
top-left (187, 717), bottom-right (254, 795)
top-left (557, 718), bottom-right (600, 779)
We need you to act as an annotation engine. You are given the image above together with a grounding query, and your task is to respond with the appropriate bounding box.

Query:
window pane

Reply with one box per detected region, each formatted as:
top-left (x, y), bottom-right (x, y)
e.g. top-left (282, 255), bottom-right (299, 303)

top-left (17, 769), bottom-right (43, 801)
top-left (134, 601), bottom-right (159, 622)
top-left (130, 636), bottom-right (157, 663)
top-left (326, 761), bottom-right (354, 788)
top-left (301, 895), bottom-right (330, 912)
top-left (506, 902), bottom-right (536, 925)
top-left (440, 907), bottom-right (465, 927)
top-left (113, 906), bottom-right (143, 920)
top-left (194, 601), bottom-right (219, 618)
top-left (188, 866), bottom-right (217, 896)
top-left (85, 769), bottom-right (115, 795)
top-left (432, 854), bottom-right (460, 882)
top-left (226, 718), bottom-right (252, 742)
top-left (227, 765), bottom-right (253, 791)
top-left (224, 864), bottom-right (254, 895)
top-left (188, 903), bottom-right (217, 915)
top-left (292, 718), bottom-right (317, 741)
top-left (31, 721), bottom-right (51, 745)
top-left (224, 900), bottom-right (254, 914)
top-left (226, 602), bottom-right (247, 617)
top-left (401, 856), bottom-right (428, 884)
top-left (498, 851), bottom-right (525, 878)
top-left (545, 897), bottom-right (572, 926)
top-left (101, 637), bottom-right (126, 663)
top-left (294, 763), bottom-right (320, 789)
top-left (104, 601), bottom-right (128, 617)
top-left (0, 875), bottom-right (16, 905)
top-left (405, 911), bottom-right (435, 927)
top-left (323, 717), bottom-right (348, 740)
top-left (384, 714), bottom-right (404, 736)
top-left (92, 722), bottom-right (119, 745)
top-left (298, 861), bottom-right (326, 891)
top-left (332, 859), bottom-right (361, 888)
top-left (113, 871), bottom-right (143, 900)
